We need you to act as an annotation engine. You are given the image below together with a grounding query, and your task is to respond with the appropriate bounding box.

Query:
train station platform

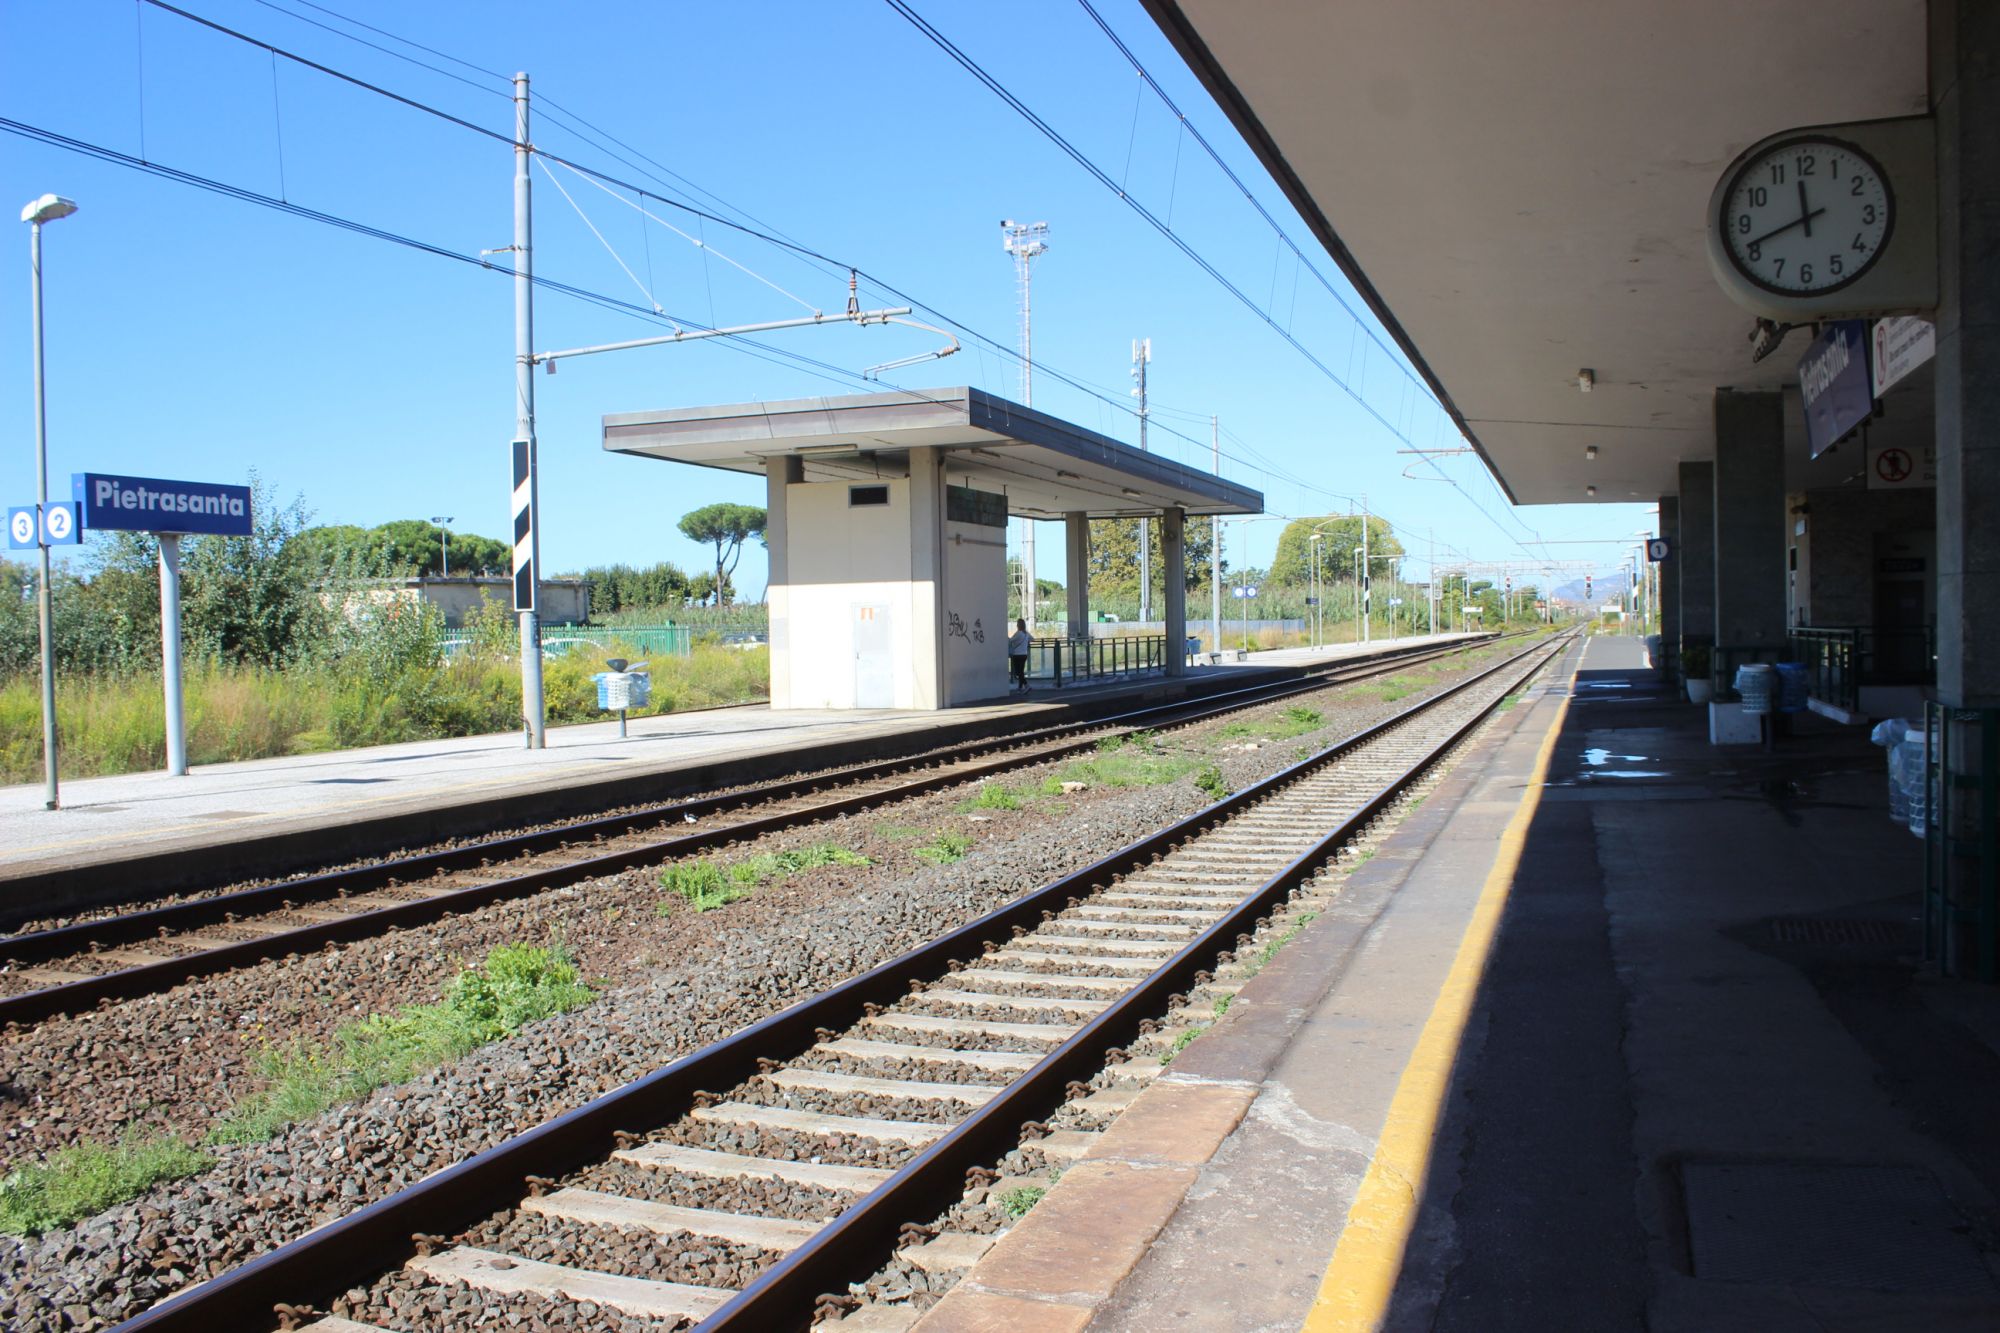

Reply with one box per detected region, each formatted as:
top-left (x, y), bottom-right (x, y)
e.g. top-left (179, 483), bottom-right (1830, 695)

top-left (929, 635), bottom-right (2000, 1331)
top-left (0, 632), bottom-right (1476, 923)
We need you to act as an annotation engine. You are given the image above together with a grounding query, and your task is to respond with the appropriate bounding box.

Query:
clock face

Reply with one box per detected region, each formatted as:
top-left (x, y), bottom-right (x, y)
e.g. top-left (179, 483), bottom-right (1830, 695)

top-left (1720, 135), bottom-right (1893, 296)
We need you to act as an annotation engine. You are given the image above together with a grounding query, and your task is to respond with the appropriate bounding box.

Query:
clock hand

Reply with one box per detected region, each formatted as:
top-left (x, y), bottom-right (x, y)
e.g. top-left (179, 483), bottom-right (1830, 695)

top-left (1748, 206), bottom-right (1826, 248)
top-left (1798, 180), bottom-right (1812, 237)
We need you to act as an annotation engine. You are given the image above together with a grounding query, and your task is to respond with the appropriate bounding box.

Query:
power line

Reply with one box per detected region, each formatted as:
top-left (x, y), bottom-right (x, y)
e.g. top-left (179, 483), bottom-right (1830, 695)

top-left (881, 0), bottom-right (1554, 563)
top-left (881, 0), bottom-right (1414, 451)
top-left (1072, 0), bottom-right (1423, 406)
top-left (58, 4), bottom-right (1523, 551)
top-left (138, 0), bottom-right (513, 146)
top-left (244, 0), bottom-right (510, 98)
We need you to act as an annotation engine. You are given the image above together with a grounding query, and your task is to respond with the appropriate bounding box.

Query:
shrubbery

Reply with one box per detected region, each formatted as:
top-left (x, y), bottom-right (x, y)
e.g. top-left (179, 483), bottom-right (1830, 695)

top-left (0, 481), bottom-right (772, 782)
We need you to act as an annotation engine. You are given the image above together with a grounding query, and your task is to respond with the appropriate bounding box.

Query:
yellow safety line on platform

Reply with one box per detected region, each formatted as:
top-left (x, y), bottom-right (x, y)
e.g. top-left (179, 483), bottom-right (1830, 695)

top-left (1301, 650), bottom-right (1577, 1332)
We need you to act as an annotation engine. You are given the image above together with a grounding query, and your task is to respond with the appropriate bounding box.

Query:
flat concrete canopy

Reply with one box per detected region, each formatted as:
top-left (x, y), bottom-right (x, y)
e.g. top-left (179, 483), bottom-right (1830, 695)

top-left (1140, 0), bottom-right (1929, 505)
top-left (602, 387), bottom-right (1263, 520)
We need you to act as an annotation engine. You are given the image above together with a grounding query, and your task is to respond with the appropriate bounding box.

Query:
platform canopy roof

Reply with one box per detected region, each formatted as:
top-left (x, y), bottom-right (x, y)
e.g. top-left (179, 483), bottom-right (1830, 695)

top-left (602, 387), bottom-right (1264, 520)
top-left (1139, 0), bottom-right (1929, 505)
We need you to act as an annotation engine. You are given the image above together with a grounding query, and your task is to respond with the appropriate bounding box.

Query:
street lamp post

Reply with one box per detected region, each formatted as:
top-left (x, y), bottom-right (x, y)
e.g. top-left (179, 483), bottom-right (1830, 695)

top-left (23, 193), bottom-right (78, 811)
top-left (431, 516), bottom-right (455, 577)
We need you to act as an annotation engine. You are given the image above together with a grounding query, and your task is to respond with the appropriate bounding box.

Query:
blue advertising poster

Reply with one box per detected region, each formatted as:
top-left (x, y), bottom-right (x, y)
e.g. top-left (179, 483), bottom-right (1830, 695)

top-left (72, 473), bottom-right (254, 536)
top-left (1798, 320), bottom-right (1872, 460)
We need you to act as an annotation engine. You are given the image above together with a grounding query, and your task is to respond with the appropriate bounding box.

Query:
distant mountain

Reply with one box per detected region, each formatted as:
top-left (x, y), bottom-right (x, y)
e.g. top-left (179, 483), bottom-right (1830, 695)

top-left (1550, 569), bottom-right (1633, 603)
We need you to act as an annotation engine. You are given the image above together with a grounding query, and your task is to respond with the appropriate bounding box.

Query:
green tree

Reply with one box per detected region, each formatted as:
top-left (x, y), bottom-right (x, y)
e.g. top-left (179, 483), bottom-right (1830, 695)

top-left (294, 522), bottom-right (507, 577)
top-left (676, 503), bottom-right (766, 605)
top-left (372, 520), bottom-right (509, 577)
top-left (1086, 516), bottom-right (1221, 609)
top-left (1269, 515), bottom-right (1403, 589)
top-left (577, 562), bottom-right (691, 614)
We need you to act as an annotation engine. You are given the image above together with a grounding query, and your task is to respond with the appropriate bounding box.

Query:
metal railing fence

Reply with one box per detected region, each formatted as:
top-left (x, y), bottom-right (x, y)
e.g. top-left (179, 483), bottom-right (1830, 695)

top-left (1026, 634), bottom-right (1168, 687)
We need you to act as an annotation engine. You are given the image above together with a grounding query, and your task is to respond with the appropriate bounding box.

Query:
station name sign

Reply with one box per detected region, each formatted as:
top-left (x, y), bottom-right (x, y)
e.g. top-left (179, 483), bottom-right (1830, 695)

top-left (73, 472), bottom-right (253, 536)
top-left (1798, 320), bottom-right (1872, 460)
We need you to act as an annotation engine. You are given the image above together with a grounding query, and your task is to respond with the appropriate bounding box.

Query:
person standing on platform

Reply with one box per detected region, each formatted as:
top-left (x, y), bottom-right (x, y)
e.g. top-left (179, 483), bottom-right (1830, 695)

top-left (1008, 619), bottom-right (1032, 693)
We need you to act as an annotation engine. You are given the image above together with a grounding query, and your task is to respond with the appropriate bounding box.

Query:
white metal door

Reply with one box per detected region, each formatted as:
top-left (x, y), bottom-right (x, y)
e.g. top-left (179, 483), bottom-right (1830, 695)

top-left (853, 603), bottom-right (894, 707)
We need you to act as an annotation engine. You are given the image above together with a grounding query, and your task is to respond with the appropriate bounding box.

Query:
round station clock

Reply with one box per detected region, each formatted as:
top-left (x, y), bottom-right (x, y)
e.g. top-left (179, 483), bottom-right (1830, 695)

top-left (1718, 135), bottom-right (1893, 297)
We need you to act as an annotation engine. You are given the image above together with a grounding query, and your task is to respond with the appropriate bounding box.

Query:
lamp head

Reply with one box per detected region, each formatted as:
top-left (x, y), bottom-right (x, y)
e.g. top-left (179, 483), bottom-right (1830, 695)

top-left (21, 195), bottom-right (78, 225)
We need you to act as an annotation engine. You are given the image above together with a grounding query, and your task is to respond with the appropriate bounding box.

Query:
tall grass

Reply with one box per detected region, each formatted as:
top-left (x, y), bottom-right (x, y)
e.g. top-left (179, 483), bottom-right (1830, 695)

top-left (0, 644), bottom-right (771, 784)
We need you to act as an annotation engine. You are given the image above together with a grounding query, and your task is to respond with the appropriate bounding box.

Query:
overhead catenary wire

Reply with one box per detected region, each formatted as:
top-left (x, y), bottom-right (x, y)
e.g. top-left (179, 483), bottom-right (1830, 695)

top-left (62, 2), bottom-right (1565, 567)
top-left (883, 0), bottom-right (1556, 563)
top-left (110, 0), bottom-right (1348, 491)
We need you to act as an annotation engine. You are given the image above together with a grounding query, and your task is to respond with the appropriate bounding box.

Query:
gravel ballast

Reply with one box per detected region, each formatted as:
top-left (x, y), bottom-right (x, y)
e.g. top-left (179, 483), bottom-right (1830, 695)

top-left (0, 641), bottom-right (1529, 1330)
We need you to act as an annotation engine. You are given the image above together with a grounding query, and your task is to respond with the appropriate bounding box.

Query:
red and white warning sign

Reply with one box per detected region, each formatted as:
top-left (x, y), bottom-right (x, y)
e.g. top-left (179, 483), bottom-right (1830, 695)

top-left (1867, 441), bottom-right (1935, 490)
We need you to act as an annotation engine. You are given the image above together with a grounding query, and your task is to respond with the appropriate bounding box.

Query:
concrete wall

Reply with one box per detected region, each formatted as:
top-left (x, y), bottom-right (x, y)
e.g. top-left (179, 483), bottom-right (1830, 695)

top-left (768, 463), bottom-right (1007, 710)
top-left (1677, 461), bottom-right (1716, 652)
top-left (1658, 495), bottom-right (1680, 679)
top-left (942, 510), bottom-right (1007, 703)
top-left (1712, 391), bottom-right (1788, 653)
top-left (1789, 487), bottom-right (1935, 627)
top-left (363, 578), bottom-right (587, 628)
top-left (1932, 0), bottom-right (2000, 708)
top-left (773, 478), bottom-right (917, 709)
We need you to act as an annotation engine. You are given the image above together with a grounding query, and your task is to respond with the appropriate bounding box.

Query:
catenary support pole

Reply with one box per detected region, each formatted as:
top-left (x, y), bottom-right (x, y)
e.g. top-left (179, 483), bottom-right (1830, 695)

top-left (1210, 416), bottom-right (1222, 652)
top-left (158, 533), bottom-right (186, 776)
top-left (512, 72), bottom-right (546, 749)
top-left (1163, 506), bottom-right (1185, 677)
top-left (28, 215), bottom-right (59, 808)
top-left (1135, 338), bottom-right (1151, 624)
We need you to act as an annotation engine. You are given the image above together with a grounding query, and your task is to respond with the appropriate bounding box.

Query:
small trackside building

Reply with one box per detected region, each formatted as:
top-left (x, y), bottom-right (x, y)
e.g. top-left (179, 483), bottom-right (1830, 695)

top-left (602, 387), bottom-right (1263, 710)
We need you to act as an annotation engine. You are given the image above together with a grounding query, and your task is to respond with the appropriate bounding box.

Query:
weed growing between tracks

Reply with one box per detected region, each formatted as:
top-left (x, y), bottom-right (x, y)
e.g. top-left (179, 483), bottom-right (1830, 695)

top-left (0, 1134), bottom-right (211, 1238)
top-left (3, 941), bottom-right (593, 1230)
top-left (210, 942), bottom-right (591, 1145)
top-left (1056, 730), bottom-right (1204, 790)
top-left (657, 843), bottom-right (871, 915)
top-left (1217, 703), bottom-right (1324, 742)
top-left (914, 832), bottom-right (975, 866)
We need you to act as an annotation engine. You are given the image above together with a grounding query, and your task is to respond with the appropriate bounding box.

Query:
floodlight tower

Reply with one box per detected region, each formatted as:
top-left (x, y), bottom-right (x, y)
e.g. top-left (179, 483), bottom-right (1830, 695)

top-left (1002, 219), bottom-right (1049, 628)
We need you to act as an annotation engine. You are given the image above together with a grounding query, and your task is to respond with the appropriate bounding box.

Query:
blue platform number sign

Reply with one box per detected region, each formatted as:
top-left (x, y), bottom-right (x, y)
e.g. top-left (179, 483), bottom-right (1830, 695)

top-left (73, 473), bottom-right (253, 536)
top-left (7, 502), bottom-right (82, 549)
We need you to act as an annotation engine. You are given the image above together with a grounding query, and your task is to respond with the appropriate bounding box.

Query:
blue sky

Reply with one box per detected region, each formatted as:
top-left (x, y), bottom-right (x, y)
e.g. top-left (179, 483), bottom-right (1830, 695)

top-left (1, 0), bottom-right (1652, 597)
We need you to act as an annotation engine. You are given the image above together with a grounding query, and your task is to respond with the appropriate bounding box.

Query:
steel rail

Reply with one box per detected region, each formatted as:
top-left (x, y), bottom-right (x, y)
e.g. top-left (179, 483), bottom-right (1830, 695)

top-left (111, 631), bottom-right (1570, 1333)
top-left (699, 632), bottom-right (1570, 1330)
top-left (1, 634), bottom-right (1520, 1026)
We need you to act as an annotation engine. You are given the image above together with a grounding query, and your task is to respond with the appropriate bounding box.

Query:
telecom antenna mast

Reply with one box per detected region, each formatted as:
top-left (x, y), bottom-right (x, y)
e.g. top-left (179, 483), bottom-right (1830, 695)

top-left (1002, 220), bottom-right (1050, 627)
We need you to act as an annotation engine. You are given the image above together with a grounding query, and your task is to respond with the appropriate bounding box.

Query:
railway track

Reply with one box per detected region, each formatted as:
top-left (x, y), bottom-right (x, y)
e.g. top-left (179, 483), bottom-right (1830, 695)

top-left (114, 629), bottom-right (1573, 1333)
top-left (0, 634), bottom-right (1522, 1025)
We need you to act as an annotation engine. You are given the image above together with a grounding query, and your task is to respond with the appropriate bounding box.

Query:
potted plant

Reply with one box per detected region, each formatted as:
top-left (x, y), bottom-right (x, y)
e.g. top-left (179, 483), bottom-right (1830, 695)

top-left (1682, 644), bottom-right (1714, 704)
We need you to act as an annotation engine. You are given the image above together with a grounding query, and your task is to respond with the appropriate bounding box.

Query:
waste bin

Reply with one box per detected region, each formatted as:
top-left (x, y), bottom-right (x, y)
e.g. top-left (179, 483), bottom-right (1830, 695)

top-left (1734, 663), bottom-right (1776, 715)
top-left (1773, 661), bottom-right (1808, 712)
top-left (1870, 717), bottom-right (1927, 837)
top-left (592, 658), bottom-right (651, 737)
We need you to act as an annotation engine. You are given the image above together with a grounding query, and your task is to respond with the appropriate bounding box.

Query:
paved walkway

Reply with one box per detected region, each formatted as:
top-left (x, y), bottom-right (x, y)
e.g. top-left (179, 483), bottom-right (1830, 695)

top-left (927, 634), bottom-right (2000, 1330)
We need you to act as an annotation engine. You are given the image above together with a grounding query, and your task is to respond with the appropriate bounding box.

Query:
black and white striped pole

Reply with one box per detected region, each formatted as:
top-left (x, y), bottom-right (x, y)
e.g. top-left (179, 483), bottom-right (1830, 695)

top-left (512, 72), bottom-right (546, 748)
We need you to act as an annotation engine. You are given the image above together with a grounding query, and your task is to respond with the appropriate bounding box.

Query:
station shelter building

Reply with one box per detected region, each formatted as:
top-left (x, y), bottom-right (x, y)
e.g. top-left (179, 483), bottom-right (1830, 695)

top-left (602, 388), bottom-right (1262, 710)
